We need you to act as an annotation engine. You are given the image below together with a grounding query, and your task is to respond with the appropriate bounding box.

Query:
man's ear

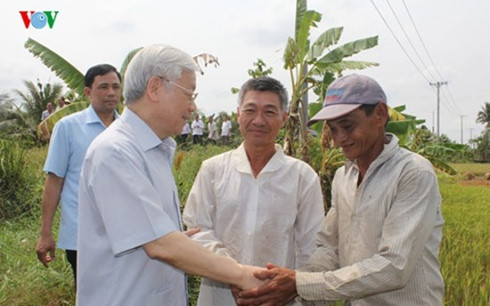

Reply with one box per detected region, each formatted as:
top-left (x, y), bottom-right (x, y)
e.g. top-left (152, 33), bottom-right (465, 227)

top-left (375, 103), bottom-right (389, 126)
top-left (83, 87), bottom-right (91, 99)
top-left (147, 76), bottom-right (162, 102)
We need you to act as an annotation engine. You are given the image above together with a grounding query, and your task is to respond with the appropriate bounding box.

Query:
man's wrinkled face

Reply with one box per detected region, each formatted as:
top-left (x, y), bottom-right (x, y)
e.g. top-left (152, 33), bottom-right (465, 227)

top-left (327, 104), bottom-right (387, 163)
top-left (158, 70), bottom-right (197, 137)
top-left (238, 90), bottom-right (287, 148)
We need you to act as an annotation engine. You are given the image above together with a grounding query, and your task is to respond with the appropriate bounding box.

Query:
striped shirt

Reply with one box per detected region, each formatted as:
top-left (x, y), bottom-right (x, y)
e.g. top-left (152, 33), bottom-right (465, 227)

top-left (296, 134), bottom-right (444, 305)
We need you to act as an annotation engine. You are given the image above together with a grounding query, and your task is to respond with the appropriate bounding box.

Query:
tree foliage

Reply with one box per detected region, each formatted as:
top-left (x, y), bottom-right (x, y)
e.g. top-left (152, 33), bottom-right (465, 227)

top-left (23, 38), bottom-right (220, 138)
top-left (476, 101), bottom-right (490, 128)
top-left (25, 38), bottom-right (85, 96)
top-left (231, 59), bottom-right (273, 94)
top-left (13, 80), bottom-right (63, 123)
top-left (283, 0), bottom-right (379, 162)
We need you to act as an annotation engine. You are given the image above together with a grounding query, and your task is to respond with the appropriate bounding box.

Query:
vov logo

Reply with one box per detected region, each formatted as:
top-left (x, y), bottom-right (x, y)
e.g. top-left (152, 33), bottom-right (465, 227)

top-left (19, 11), bottom-right (59, 29)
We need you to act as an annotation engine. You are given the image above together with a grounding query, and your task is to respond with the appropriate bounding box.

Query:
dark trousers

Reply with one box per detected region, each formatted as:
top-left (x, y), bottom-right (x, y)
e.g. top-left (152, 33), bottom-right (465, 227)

top-left (193, 134), bottom-right (203, 145)
top-left (66, 249), bottom-right (77, 287)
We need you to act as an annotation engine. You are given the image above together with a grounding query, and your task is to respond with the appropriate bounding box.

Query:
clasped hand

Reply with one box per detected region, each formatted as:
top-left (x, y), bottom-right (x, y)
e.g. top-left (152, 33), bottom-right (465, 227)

top-left (232, 263), bottom-right (298, 306)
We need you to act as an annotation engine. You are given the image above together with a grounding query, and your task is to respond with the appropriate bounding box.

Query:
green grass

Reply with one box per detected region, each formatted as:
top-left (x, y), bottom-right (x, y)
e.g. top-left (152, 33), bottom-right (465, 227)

top-left (1, 147), bottom-right (489, 305)
top-left (0, 214), bottom-right (76, 305)
top-left (450, 162), bottom-right (490, 176)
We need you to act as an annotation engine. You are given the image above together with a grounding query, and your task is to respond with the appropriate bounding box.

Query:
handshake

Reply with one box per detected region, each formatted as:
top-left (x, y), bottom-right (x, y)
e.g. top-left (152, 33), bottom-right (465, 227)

top-left (232, 263), bottom-right (298, 306)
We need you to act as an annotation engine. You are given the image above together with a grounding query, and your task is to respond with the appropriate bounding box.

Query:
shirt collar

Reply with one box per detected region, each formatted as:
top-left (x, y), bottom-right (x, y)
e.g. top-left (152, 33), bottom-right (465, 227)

top-left (121, 108), bottom-right (176, 152)
top-left (232, 143), bottom-right (285, 175)
top-left (344, 133), bottom-right (399, 172)
top-left (85, 104), bottom-right (120, 126)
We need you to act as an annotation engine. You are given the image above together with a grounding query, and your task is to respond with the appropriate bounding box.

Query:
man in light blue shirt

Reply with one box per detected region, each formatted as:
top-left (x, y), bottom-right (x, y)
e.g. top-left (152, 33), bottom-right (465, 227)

top-left (77, 44), bottom-right (266, 305)
top-left (36, 64), bottom-right (121, 285)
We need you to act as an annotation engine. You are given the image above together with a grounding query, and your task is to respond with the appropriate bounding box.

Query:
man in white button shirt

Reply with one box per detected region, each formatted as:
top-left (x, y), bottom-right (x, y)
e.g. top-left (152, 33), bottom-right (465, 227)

top-left (77, 44), bottom-right (265, 306)
top-left (220, 114), bottom-right (232, 145)
top-left (191, 113), bottom-right (204, 144)
top-left (237, 74), bottom-right (444, 305)
top-left (183, 76), bottom-right (325, 306)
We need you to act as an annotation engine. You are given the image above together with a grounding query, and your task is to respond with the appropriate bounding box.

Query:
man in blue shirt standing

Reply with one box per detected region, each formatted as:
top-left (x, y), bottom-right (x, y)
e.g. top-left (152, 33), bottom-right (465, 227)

top-left (35, 64), bottom-right (121, 286)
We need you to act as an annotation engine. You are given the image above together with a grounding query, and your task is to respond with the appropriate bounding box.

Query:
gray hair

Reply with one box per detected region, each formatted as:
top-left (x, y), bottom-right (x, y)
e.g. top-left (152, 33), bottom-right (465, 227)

top-left (123, 44), bottom-right (198, 104)
top-left (237, 77), bottom-right (288, 112)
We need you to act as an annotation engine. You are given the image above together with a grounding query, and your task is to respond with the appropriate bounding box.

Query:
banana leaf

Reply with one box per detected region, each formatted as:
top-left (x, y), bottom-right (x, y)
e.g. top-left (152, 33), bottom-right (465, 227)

top-left (37, 101), bottom-right (90, 139)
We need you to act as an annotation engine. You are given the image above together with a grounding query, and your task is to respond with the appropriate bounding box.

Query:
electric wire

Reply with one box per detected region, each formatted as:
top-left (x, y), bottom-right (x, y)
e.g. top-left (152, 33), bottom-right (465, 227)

top-left (385, 0), bottom-right (437, 82)
top-left (402, 0), bottom-right (446, 81)
top-left (402, 0), bottom-right (462, 115)
top-left (369, 0), bottom-right (431, 83)
top-left (373, 0), bottom-right (462, 117)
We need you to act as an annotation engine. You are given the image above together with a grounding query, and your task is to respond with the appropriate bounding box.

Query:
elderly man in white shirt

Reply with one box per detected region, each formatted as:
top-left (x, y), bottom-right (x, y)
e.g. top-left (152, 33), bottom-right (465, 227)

top-left (77, 44), bottom-right (266, 306)
top-left (237, 74), bottom-right (444, 306)
top-left (183, 76), bottom-right (325, 306)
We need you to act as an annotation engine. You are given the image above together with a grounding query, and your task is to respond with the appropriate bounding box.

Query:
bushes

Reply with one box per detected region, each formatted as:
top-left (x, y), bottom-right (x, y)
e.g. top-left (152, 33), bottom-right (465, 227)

top-left (0, 139), bottom-right (45, 220)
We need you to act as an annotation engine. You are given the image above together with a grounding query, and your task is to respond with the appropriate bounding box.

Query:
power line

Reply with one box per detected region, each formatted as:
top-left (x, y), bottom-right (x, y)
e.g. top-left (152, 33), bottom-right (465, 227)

top-left (441, 85), bottom-right (462, 115)
top-left (369, 0), bottom-right (431, 83)
top-left (385, 0), bottom-right (437, 81)
top-left (402, 0), bottom-right (463, 116)
top-left (372, 0), bottom-right (465, 141)
top-left (440, 87), bottom-right (461, 116)
top-left (402, 0), bottom-right (445, 81)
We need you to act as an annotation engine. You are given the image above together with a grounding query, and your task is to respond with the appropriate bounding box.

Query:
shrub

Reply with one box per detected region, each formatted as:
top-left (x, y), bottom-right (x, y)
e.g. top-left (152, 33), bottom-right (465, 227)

top-left (0, 140), bottom-right (45, 220)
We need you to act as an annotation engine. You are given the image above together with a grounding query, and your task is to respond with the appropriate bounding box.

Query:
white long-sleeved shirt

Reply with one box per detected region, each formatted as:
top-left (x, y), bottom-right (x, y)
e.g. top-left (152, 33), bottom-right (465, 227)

top-left (191, 119), bottom-right (204, 135)
top-left (296, 134), bottom-right (444, 305)
top-left (183, 143), bottom-right (324, 306)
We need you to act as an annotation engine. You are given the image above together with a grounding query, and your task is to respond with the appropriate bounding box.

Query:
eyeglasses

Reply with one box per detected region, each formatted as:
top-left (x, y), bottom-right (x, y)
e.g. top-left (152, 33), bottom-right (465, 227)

top-left (158, 76), bottom-right (198, 101)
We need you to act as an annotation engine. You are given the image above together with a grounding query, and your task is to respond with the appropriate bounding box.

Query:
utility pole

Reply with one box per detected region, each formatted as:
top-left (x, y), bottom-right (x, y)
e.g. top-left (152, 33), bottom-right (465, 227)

top-left (431, 111), bottom-right (434, 134)
top-left (459, 115), bottom-right (465, 144)
top-left (429, 81), bottom-right (447, 139)
top-left (469, 127), bottom-right (473, 148)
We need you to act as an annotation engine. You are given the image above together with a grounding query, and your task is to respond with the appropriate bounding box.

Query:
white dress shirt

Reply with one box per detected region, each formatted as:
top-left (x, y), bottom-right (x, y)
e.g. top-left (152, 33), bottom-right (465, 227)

top-left (191, 119), bottom-right (204, 135)
top-left (183, 143), bottom-right (324, 306)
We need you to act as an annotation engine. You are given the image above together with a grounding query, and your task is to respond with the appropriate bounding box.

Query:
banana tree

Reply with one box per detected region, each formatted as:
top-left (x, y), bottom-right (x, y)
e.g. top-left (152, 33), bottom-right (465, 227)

top-left (24, 38), bottom-right (220, 138)
top-left (283, 0), bottom-right (379, 162)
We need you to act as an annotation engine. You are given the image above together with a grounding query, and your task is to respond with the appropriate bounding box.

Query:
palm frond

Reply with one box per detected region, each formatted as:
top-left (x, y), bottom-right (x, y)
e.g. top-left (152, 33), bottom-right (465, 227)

top-left (24, 38), bottom-right (85, 95)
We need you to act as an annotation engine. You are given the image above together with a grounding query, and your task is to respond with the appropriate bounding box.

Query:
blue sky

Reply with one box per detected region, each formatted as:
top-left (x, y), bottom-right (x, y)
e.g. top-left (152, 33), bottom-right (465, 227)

top-left (2, 0), bottom-right (489, 143)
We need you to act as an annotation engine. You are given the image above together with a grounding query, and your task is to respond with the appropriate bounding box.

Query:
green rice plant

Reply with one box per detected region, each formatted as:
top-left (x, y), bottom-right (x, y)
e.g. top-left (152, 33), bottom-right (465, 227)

top-left (2, 145), bottom-right (489, 305)
top-left (439, 183), bottom-right (490, 305)
top-left (450, 163), bottom-right (490, 176)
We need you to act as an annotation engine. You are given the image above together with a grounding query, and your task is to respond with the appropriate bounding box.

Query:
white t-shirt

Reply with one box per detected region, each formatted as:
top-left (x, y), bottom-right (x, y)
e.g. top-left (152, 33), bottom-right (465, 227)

top-left (221, 120), bottom-right (231, 136)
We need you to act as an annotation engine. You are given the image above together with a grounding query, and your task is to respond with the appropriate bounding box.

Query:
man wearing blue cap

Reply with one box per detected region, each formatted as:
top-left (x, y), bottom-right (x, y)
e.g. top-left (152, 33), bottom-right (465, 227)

top-left (236, 74), bottom-right (444, 305)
